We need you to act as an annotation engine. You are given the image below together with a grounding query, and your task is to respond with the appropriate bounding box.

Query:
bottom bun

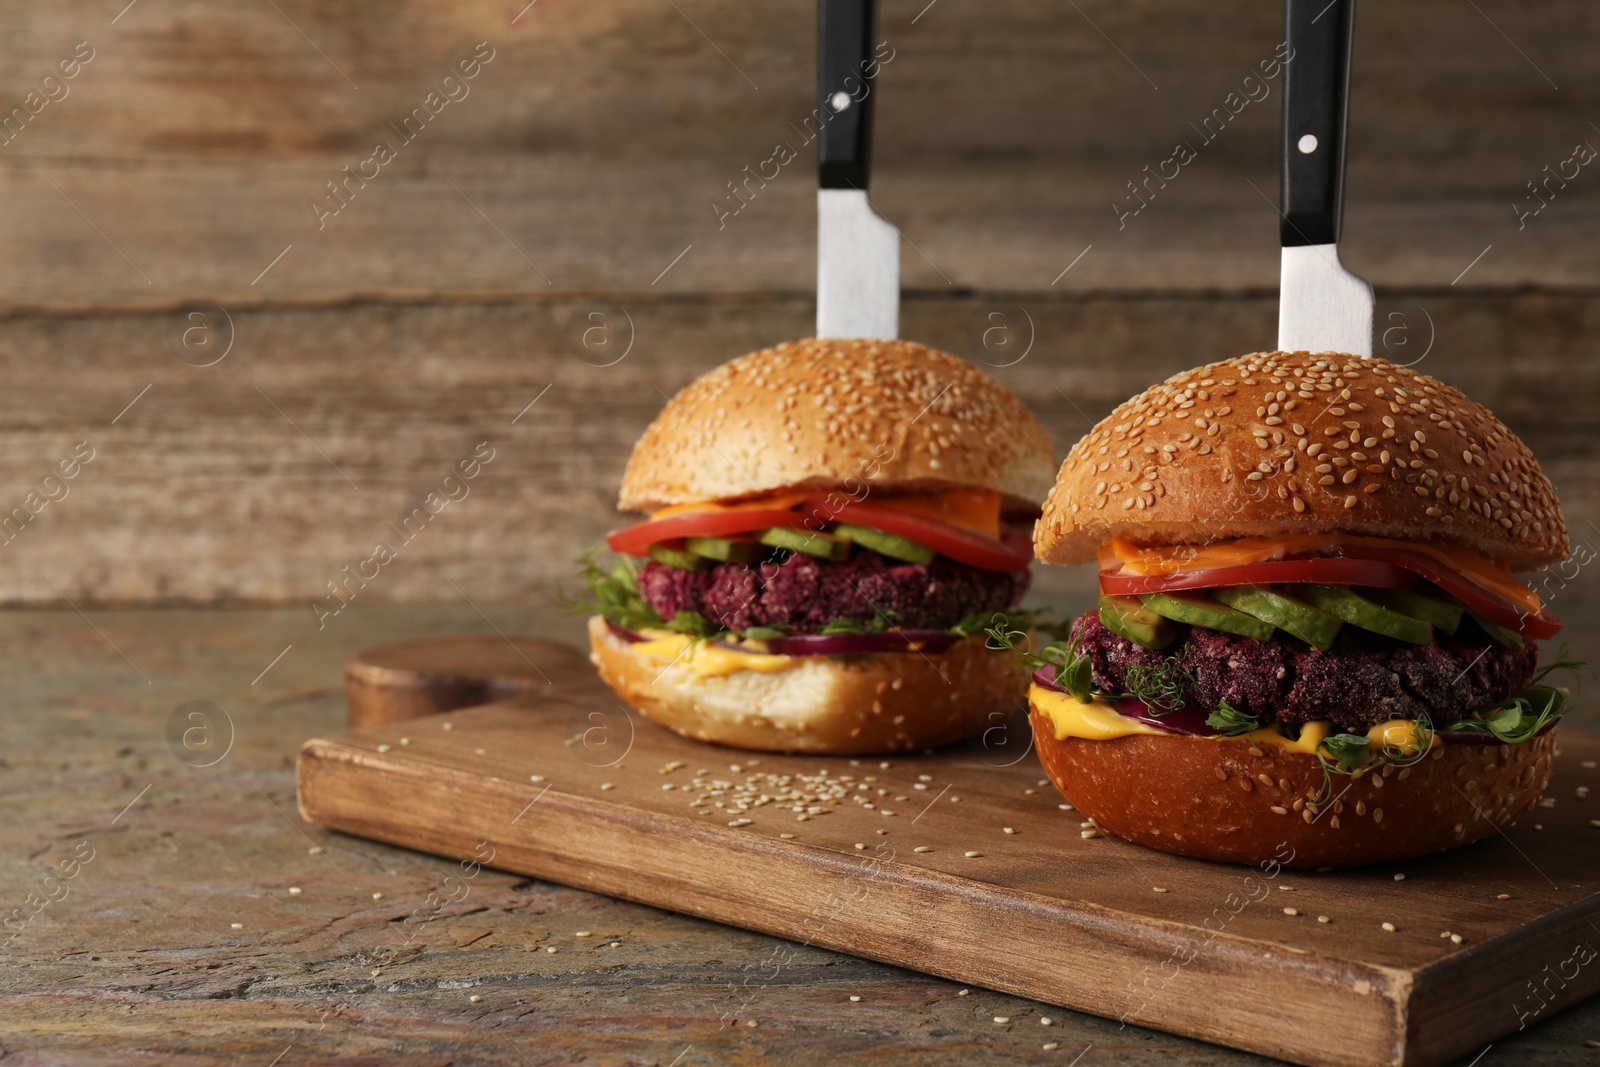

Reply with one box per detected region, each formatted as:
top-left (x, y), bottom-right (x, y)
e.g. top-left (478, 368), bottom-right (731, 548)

top-left (589, 615), bottom-right (1028, 754)
top-left (1030, 703), bottom-right (1556, 869)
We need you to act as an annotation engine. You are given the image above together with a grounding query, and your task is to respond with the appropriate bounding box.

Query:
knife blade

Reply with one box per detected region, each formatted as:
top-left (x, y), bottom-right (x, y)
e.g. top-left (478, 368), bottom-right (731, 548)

top-left (816, 0), bottom-right (898, 340)
top-left (1277, 0), bottom-right (1372, 358)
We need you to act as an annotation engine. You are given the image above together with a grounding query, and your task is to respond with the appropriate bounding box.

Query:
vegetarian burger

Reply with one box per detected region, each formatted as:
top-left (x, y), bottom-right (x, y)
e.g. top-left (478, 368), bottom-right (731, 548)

top-left (1019, 350), bottom-right (1573, 868)
top-left (582, 338), bottom-right (1056, 754)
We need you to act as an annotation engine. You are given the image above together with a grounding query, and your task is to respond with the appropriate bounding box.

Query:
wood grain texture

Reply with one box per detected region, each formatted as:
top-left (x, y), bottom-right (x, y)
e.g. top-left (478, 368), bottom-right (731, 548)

top-left (299, 685), bottom-right (1600, 1067)
top-left (0, 291), bottom-right (1595, 607)
top-left (0, 1), bottom-right (1597, 308)
top-left (1, 604), bottom-right (1596, 1065)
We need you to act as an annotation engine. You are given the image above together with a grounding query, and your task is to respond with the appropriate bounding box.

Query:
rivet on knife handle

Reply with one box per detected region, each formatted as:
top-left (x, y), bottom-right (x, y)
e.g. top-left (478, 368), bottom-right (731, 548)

top-left (1280, 0), bottom-right (1354, 247)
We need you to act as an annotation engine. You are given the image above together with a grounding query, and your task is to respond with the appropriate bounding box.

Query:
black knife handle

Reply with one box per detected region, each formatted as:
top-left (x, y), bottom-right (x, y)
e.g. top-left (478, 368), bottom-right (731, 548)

top-left (817, 0), bottom-right (880, 190)
top-left (1280, 0), bottom-right (1355, 246)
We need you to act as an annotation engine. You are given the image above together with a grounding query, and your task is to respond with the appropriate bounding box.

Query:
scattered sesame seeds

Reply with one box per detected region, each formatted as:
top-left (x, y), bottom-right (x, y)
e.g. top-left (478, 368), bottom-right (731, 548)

top-left (993, 1015), bottom-right (1011, 1024)
top-left (1450, 934), bottom-right (1463, 945)
top-left (1317, 916), bottom-right (1330, 924)
top-left (1003, 827), bottom-right (1016, 835)
top-left (964, 851), bottom-right (982, 858)
top-left (1283, 908), bottom-right (1299, 916)
top-left (1043, 1043), bottom-right (1060, 1051)
top-left (545, 947), bottom-right (557, 954)
top-left (230, 922), bottom-right (243, 929)
top-left (371, 893), bottom-right (383, 901)
top-left (575, 931), bottom-right (592, 938)
top-left (958, 989), bottom-right (969, 996)
top-left (470, 994), bottom-right (481, 1003)
top-left (1153, 887), bottom-right (1168, 893)
top-left (849, 995), bottom-right (861, 1002)
top-left (1381, 922), bottom-right (1396, 932)
top-left (1497, 893), bottom-right (1511, 900)
top-left (914, 845), bottom-right (932, 853)
top-left (529, 775), bottom-right (545, 782)
top-left (288, 886), bottom-right (302, 896)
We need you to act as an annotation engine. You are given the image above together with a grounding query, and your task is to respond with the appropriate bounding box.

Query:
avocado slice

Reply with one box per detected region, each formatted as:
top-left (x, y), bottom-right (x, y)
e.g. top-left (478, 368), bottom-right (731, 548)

top-left (1212, 585), bottom-right (1342, 650)
top-left (647, 541), bottom-right (708, 571)
top-left (1140, 591), bottom-right (1276, 642)
top-left (757, 526), bottom-right (851, 561)
top-left (1098, 593), bottom-right (1180, 650)
top-left (685, 535), bottom-right (764, 564)
top-left (1297, 585), bottom-right (1434, 645)
top-left (1366, 587), bottom-right (1464, 636)
top-left (833, 523), bottom-right (934, 565)
top-left (1465, 608), bottom-right (1526, 650)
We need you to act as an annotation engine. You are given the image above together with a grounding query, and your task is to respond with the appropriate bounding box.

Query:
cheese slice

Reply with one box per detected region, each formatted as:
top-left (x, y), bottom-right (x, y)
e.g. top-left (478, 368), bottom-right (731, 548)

top-left (1030, 684), bottom-right (1440, 761)
top-left (627, 630), bottom-right (797, 678)
top-left (651, 493), bottom-right (806, 519)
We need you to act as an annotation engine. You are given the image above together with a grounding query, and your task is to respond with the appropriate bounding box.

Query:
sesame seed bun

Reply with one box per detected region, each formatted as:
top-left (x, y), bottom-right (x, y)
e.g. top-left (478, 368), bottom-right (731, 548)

top-left (618, 339), bottom-right (1056, 516)
top-left (1031, 703), bottom-right (1556, 869)
top-left (587, 615), bottom-right (1027, 754)
top-left (1035, 351), bottom-right (1568, 572)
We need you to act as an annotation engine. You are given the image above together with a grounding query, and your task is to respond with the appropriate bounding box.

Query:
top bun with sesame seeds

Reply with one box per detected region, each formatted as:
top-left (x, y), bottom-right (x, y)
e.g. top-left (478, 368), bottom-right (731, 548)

top-left (1034, 350), bottom-right (1568, 572)
top-left (618, 338), bottom-right (1056, 516)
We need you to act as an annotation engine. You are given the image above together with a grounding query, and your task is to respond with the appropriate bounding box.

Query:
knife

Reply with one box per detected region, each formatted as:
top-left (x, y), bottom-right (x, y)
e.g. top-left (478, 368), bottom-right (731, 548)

top-left (1277, 0), bottom-right (1372, 357)
top-left (816, 0), bottom-right (899, 340)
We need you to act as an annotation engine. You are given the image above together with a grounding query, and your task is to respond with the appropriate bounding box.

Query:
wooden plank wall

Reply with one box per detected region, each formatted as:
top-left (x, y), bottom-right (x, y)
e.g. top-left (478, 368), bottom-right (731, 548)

top-left (0, 0), bottom-right (1594, 606)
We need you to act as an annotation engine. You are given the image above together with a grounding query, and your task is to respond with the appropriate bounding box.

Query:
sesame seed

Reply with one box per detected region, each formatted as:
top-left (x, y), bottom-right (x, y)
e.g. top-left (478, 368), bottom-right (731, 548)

top-left (399, 737), bottom-right (410, 746)
top-left (545, 947), bottom-right (557, 954)
top-left (230, 922), bottom-right (243, 929)
top-left (1043, 1044), bottom-right (1060, 1051)
top-left (1393, 873), bottom-right (1406, 881)
top-left (1317, 916), bottom-right (1330, 924)
top-left (1284, 908), bottom-right (1299, 916)
top-left (530, 775), bottom-right (544, 782)
top-left (1450, 934), bottom-right (1463, 944)
top-left (1382, 922), bottom-right (1396, 932)
top-left (993, 1015), bottom-right (1011, 1024)
top-left (958, 989), bottom-right (969, 996)
top-left (1003, 827), bottom-right (1016, 834)
top-left (371, 893), bottom-right (383, 901)
top-left (1153, 887), bottom-right (1168, 893)
top-left (964, 851), bottom-right (982, 858)
top-left (1497, 894), bottom-right (1511, 900)
top-left (600, 783), bottom-right (614, 791)
top-left (1041, 1016), bottom-right (1054, 1026)
top-left (376, 744), bottom-right (391, 753)
top-left (780, 832), bottom-right (795, 839)
top-left (575, 931), bottom-right (591, 938)
top-left (914, 845), bottom-right (932, 853)
top-left (288, 886), bottom-right (302, 895)
top-left (849, 995), bottom-right (861, 1002)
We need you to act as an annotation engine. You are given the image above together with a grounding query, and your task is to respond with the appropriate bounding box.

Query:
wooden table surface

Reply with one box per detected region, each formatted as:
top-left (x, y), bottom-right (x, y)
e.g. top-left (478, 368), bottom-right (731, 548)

top-left (3, 603), bottom-right (1598, 1066)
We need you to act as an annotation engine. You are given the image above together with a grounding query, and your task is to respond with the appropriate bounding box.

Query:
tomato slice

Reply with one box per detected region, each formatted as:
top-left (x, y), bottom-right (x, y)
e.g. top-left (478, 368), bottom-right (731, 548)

top-left (1099, 558), bottom-right (1408, 596)
top-left (604, 497), bottom-right (1033, 572)
top-left (1350, 546), bottom-right (1563, 640)
top-left (604, 508), bottom-right (806, 556)
top-left (800, 498), bottom-right (1032, 572)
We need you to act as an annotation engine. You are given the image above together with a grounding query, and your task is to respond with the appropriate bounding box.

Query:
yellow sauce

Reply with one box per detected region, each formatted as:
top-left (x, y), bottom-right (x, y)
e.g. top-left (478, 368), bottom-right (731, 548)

top-left (1029, 683), bottom-right (1441, 760)
top-left (627, 630), bottom-right (797, 678)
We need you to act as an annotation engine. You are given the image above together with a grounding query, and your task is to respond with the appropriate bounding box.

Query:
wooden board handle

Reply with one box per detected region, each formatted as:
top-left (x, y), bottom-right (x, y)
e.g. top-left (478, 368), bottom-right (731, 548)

top-left (344, 635), bottom-right (597, 729)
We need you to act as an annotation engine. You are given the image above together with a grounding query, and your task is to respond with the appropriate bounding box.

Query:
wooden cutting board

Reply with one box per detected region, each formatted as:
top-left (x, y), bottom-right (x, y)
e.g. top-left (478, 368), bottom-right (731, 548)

top-left (300, 636), bottom-right (1600, 1067)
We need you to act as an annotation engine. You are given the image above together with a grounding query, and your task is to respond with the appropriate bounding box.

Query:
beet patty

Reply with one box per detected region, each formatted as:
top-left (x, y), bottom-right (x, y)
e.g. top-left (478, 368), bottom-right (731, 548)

top-left (638, 551), bottom-right (1030, 635)
top-left (1068, 611), bottom-right (1537, 731)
